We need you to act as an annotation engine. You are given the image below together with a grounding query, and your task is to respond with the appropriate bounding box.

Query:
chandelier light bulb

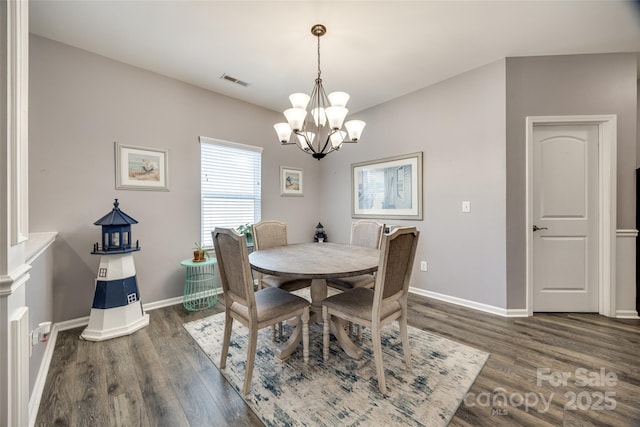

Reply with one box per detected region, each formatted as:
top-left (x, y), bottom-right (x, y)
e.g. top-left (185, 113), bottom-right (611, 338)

top-left (284, 108), bottom-right (307, 131)
top-left (325, 106), bottom-right (348, 130)
top-left (274, 123), bottom-right (292, 143)
top-left (311, 107), bottom-right (326, 127)
top-left (330, 130), bottom-right (347, 149)
top-left (296, 134), bottom-right (310, 151)
top-left (344, 120), bottom-right (366, 141)
top-left (328, 92), bottom-right (350, 108)
top-left (289, 93), bottom-right (310, 109)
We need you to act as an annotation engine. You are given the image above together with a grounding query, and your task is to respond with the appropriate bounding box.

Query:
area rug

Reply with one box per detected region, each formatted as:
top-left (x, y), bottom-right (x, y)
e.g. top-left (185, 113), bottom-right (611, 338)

top-left (184, 307), bottom-right (488, 427)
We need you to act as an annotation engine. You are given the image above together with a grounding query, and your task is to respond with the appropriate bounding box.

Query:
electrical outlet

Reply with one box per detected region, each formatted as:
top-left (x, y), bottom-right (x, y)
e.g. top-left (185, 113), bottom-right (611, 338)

top-left (420, 261), bottom-right (427, 271)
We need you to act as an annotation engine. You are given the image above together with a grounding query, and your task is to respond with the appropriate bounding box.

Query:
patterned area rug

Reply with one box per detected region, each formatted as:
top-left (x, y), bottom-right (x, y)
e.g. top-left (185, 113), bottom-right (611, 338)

top-left (184, 309), bottom-right (488, 427)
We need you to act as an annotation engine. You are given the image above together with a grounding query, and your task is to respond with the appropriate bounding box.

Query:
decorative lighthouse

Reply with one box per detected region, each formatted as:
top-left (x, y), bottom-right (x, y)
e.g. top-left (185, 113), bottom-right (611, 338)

top-left (81, 199), bottom-right (149, 341)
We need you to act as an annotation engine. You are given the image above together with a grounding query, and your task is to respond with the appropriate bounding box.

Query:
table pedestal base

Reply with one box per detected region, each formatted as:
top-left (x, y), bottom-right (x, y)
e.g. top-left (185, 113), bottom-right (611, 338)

top-left (275, 309), bottom-right (310, 362)
top-left (309, 278), bottom-right (327, 316)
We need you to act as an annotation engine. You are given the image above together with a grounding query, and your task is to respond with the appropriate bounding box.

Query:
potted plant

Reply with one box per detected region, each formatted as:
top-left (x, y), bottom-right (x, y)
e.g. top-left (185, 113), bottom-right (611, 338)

top-left (236, 223), bottom-right (253, 245)
top-left (193, 242), bottom-right (210, 262)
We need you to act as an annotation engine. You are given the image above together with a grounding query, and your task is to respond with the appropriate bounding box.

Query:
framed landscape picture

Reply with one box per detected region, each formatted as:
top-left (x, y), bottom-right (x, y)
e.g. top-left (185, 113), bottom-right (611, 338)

top-left (115, 142), bottom-right (169, 191)
top-left (352, 152), bottom-right (423, 220)
top-left (280, 166), bottom-right (303, 196)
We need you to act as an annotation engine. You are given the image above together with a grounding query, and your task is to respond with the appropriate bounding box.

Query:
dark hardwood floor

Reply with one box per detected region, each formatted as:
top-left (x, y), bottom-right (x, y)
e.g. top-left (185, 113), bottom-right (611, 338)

top-left (36, 294), bottom-right (640, 426)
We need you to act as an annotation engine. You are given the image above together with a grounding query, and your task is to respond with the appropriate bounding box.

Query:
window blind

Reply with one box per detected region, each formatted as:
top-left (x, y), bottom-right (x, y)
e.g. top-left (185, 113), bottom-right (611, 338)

top-left (200, 137), bottom-right (262, 248)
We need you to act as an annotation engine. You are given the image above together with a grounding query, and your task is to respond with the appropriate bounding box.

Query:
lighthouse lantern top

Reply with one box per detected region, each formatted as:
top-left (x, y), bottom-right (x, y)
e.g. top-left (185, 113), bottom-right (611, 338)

top-left (92, 199), bottom-right (141, 254)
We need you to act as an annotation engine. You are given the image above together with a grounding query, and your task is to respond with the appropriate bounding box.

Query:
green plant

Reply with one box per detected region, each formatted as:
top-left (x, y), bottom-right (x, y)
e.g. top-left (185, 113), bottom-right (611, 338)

top-left (193, 242), bottom-right (210, 258)
top-left (236, 223), bottom-right (253, 238)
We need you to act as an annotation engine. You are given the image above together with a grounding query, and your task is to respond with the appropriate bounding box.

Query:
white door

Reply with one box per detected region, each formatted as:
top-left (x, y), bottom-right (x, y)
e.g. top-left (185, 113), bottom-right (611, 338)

top-left (532, 124), bottom-right (599, 312)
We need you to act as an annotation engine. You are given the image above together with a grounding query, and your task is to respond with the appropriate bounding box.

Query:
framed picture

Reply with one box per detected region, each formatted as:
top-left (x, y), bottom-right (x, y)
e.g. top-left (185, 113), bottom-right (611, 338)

top-left (352, 152), bottom-right (423, 220)
top-left (280, 166), bottom-right (303, 197)
top-left (115, 142), bottom-right (169, 191)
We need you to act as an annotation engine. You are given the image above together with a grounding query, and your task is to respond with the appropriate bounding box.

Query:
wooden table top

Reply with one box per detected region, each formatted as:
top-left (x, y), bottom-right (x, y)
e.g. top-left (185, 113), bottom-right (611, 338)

top-left (249, 242), bottom-right (380, 279)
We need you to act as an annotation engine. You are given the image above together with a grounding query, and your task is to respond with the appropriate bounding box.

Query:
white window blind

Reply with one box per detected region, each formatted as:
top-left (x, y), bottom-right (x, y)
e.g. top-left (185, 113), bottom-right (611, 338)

top-left (200, 137), bottom-right (262, 248)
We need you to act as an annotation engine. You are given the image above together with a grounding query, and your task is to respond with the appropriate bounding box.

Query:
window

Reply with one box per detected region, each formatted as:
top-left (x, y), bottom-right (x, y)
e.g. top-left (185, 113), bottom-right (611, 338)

top-left (200, 137), bottom-right (262, 248)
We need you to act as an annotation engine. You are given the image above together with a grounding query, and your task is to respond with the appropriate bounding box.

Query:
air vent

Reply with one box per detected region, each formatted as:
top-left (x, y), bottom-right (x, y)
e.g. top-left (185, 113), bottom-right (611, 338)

top-left (220, 73), bottom-right (249, 87)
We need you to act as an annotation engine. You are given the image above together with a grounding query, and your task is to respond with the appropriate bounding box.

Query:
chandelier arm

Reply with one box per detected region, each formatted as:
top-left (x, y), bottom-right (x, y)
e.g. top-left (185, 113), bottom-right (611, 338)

top-left (293, 130), bottom-right (318, 154)
top-left (318, 130), bottom-right (337, 155)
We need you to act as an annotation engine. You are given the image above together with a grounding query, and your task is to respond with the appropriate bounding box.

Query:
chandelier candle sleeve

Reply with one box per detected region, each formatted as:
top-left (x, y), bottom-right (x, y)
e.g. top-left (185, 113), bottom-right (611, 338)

top-left (274, 24), bottom-right (366, 160)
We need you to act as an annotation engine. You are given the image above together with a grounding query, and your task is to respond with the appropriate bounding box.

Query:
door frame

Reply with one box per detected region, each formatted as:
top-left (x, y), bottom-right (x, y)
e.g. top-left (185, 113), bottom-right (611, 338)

top-left (525, 115), bottom-right (617, 316)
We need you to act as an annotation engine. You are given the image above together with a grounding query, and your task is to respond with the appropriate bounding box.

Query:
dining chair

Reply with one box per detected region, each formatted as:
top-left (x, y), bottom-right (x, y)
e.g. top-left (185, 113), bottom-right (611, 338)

top-left (252, 220), bottom-right (313, 339)
top-left (212, 227), bottom-right (310, 396)
top-left (327, 220), bottom-right (385, 291)
top-left (322, 226), bottom-right (419, 394)
top-left (252, 220), bottom-right (312, 292)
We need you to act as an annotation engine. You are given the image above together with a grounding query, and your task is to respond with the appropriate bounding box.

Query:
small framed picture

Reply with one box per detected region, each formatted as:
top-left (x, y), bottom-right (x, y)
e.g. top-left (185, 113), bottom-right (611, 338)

top-left (280, 166), bottom-right (303, 197)
top-left (115, 142), bottom-right (169, 191)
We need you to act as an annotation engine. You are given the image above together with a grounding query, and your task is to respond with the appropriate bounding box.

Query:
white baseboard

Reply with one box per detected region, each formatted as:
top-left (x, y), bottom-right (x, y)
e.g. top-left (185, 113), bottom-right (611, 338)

top-left (409, 287), bottom-right (529, 317)
top-left (55, 316), bottom-right (90, 332)
top-left (55, 289), bottom-right (223, 333)
top-left (28, 324), bottom-right (59, 427)
top-left (143, 296), bottom-right (183, 312)
top-left (615, 310), bottom-right (640, 319)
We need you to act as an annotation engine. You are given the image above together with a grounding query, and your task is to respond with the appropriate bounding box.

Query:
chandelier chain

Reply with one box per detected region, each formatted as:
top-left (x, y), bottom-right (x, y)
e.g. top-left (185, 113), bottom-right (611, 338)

top-left (317, 32), bottom-right (322, 80)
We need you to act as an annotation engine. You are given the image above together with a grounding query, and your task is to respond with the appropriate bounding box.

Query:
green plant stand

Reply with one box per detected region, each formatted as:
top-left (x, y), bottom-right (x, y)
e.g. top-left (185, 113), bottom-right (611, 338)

top-left (181, 257), bottom-right (218, 311)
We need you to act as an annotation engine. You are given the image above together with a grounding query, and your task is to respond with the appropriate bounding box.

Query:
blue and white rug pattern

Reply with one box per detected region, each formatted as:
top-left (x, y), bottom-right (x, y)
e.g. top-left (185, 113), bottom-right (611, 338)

top-left (184, 312), bottom-right (488, 426)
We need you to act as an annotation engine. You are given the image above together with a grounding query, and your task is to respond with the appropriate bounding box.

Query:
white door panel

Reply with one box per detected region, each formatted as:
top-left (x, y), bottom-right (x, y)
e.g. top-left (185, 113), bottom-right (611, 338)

top-left (532, 124), bottom-right (598, 312)
top-left (540, 137), bottom-right (587, 218)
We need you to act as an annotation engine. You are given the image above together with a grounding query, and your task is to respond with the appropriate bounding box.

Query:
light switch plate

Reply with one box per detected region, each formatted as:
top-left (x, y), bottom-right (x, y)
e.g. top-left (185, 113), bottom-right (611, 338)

top-left (462, 201), bottom-right (471, 213)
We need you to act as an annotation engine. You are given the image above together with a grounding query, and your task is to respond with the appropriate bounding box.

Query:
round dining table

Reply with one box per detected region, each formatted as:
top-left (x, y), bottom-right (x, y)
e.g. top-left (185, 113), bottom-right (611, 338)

top-left (249, 242), bottom-right (380, 359)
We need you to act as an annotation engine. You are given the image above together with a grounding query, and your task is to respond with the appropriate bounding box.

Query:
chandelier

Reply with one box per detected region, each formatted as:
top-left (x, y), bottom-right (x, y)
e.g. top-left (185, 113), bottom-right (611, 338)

top-left (274, 24), bottom-right (366, 160)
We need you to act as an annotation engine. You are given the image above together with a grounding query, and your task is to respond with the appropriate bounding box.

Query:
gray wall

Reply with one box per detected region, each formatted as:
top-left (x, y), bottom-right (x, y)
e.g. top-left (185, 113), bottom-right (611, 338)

top-left (29, 35), bottom-right (638, 320)
top-left (29, 35), bottom-right (322, 322)
top-left (321, 59), bottom-right (508, 308)
top-left (505, 53), bottom-right (638, 308)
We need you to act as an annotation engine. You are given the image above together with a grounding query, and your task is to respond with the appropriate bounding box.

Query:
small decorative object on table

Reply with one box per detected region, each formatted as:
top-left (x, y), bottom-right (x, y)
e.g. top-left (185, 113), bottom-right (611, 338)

top-left (181, 257), bottom-right (218, 311)
top-left (193, 242), bottom-right (209, 262)
top-left (314, 222), bottom-right (327, 243)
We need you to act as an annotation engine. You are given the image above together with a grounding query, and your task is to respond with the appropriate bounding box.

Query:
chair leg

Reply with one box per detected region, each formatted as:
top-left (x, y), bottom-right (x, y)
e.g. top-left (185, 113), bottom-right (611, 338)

top-left (271, 324), bottom-right (276, 341)
top-left (371, 323), bottom-right (386, 394)
top-left (243, 326), bottom-right (258, 396)
top-left (400, 310), bottom-right (411, 367)
top-left (302, 307), bottom-right (310, 363)
top-left (322, 306), bottom-right (330, 362)
top-left (220, 312), bottom-right (233, 369)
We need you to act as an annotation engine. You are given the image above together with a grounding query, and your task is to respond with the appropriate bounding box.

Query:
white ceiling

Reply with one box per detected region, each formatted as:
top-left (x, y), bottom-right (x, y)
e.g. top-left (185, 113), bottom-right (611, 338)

top-left (30, 1), bottom-right (640, 114)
